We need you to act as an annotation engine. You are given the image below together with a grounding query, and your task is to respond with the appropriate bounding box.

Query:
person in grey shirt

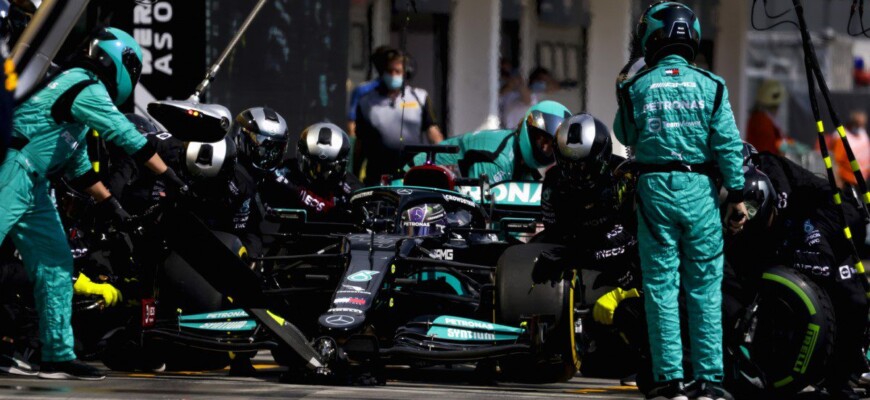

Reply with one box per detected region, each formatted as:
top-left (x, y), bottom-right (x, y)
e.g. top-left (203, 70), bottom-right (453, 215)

top-left (354, 49), bottom-right (444, 185)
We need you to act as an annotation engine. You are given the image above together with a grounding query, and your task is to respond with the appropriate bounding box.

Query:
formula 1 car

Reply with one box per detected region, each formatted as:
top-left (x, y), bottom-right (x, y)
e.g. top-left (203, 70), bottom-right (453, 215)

top-left (263, 145), bottom-right (579, 383)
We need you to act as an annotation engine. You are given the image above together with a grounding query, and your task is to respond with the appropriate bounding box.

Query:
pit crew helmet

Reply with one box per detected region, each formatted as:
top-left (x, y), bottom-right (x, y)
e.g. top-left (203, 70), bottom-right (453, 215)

top-left (721, 166), bottom-right (775, 231)
top-left (517, 100), bottom-right (571, 169)
top-left (79, 27), bottom-right (143, 106)
top-left (636, 1), bottom-right (701, 64)
top-left (742, 141), bottom-right (759, 167)
top-left (185, 136), bottom-right (237, 179)
top-left (233, 107), bottom-right (289, 172)
top-left (297, 122), bottom-right (351, 185)
top-left (554, 113), bottom-right (613, 188)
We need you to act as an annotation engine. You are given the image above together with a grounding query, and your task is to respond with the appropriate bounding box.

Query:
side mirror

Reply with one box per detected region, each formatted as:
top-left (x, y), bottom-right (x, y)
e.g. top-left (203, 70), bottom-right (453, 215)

top-left (147, 100), bottom-right (231, 142)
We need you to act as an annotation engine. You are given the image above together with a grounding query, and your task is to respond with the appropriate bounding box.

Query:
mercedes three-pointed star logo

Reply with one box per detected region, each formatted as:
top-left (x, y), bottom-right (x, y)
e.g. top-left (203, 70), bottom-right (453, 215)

top-left (325, 315), bottom-right (355, 326)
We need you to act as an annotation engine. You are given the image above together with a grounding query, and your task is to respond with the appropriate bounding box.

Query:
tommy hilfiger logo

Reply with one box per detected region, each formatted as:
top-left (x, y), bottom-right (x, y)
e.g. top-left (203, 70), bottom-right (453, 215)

top-left (664, 68), bottom-right (680, 76)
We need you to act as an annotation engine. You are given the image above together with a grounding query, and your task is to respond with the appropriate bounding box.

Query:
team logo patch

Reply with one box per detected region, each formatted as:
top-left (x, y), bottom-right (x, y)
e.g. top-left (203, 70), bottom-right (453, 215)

top-left (839, 265), bottom-right (853, 280)
top-left (347, 271), bottom-right (380, 282)
top-left (664, 68), bottom-right (680, 76)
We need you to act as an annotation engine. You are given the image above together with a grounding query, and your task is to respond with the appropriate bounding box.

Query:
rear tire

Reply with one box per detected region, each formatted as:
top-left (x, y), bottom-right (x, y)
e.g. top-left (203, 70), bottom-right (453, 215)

top-left (725, 266), bottom-right (835, 398)
top-left (496, 243), bottom-right (578, 383)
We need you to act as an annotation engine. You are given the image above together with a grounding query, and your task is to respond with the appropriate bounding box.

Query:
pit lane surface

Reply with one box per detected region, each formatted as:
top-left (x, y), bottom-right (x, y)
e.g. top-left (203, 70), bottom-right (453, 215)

top-left (0, 358), bottom-right (641, 399)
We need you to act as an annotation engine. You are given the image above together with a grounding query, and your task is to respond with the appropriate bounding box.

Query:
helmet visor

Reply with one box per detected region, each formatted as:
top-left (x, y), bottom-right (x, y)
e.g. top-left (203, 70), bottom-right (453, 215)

top-left (122, 47), bottom-right (142, 86)
top-left (525, 111), bottom-right (564, 165)
top-left (306, 157), bottom-right (347, 183)
top-left (247, 130), bottom-right (287, 170)
top-left (744, 199), bottom-right (761, 221)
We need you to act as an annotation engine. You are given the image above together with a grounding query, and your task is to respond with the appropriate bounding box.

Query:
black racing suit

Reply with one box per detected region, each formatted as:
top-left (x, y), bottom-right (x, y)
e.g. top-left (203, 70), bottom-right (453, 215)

top-left (259, 158), bottom-right (362, 222)
top-left (539, 155), bottom-right (641, 289)
top-left (727, 152), bottom-right (869, 389)
top-left (107, 131), bottom-right (263, 256)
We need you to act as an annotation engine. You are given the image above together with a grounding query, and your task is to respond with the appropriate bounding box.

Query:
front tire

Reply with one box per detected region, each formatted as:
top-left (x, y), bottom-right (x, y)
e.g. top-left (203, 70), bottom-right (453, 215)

top-left (496, 243), bottom-right (579, 383)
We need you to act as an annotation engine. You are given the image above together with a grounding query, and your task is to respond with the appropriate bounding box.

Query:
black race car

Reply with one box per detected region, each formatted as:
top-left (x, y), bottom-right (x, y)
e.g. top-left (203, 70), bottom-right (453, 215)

top-left (266, 146), bottom-right (579, 383)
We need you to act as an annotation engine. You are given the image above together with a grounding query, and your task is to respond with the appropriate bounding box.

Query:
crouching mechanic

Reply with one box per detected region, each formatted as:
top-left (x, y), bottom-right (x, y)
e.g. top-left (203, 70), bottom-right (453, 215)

top-left (107, 113), bottom-right (263, 258)
top-left (260, 122), bottom-right (361, 221)
top-left (408, 101), bottom-right (571, 183)
top-left (533, 113), bottom-right (643, 375)
top-left (732, 147), bottom-right (869, 400)
top-left (614, 2), bottom-right (746, 399)
top-left (0, 27), bottom-right (184, 380)
top-left (536, 113), bottom-right (640, 290)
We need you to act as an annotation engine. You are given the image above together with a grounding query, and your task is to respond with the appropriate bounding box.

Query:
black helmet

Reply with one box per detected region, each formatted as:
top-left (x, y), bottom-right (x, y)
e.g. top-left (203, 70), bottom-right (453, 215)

top-left (184, 136), bottom-right (237, 179)
top-left (297, 122), bottom-right (351, 186)
top-left (636, 1), bottom-right (701, 65)
top-left (738, 166), bottom-right (775, 231)
top-left (554, 113), bottom-right (613, 187)
top-left (233, 107), bottom-right (289, 172)
top-left (741, 141), bottom-right (759, 167)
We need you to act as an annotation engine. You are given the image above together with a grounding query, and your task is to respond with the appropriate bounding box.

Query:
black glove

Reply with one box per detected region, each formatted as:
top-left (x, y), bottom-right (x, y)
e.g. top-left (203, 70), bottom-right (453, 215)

top-left (160, 167), bottom-right (189, 196)
top-left (95, 195), bottom-right (132, 230)
top-left (532, 247), bottom-right (569, 284)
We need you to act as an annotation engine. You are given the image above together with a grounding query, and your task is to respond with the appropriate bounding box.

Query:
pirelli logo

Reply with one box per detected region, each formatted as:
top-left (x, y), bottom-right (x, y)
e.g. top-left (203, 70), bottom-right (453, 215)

top-left (793, 323), bottom-right (820, 374)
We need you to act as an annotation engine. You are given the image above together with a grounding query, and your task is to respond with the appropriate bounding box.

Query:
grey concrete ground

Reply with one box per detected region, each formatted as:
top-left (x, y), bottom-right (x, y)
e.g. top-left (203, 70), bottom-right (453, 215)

top-left (0, 359), bottom-right (642, 400)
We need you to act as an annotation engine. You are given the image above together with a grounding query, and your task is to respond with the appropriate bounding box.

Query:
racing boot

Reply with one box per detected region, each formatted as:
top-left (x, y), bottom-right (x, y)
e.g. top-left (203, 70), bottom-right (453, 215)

top-left (38, 359), bottom-right (106, 380)
top-left (0, 338), bottom-right (38, 376)
top-left (0, 352), bottom-right (38, 376)
top-left (645, 380), bottom-right (689, 400)
top-left (620, 373), bottom-right (638, 387)
top-left (688, 380), bottom-right (733, 400)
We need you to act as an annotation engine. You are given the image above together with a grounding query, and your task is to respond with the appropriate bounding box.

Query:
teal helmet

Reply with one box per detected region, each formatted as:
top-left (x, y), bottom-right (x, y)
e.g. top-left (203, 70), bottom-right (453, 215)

top-left (517, 100), bottom-right (571, 169)
top-left (83, 27), bottom-right (143, 106)
top-left (637, 1), bottom-right (701, 65)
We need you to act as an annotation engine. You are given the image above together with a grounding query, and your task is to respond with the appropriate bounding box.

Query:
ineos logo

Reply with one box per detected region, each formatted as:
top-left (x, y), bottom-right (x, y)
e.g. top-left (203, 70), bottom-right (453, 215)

top-left (325, 315), bottom-right (355, 326)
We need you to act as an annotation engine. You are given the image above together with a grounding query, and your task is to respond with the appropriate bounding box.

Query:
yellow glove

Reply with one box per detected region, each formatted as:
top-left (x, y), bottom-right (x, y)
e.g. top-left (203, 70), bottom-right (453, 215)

top-left (592, 288), bottom-right (640, 325)
top-left (73, 273), bottom-right (123, 307)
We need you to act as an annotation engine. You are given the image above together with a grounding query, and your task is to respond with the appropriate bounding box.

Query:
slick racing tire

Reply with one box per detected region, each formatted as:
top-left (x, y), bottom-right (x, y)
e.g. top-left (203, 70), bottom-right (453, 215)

top-left (725, 266), bottom-right (835, 398)
top-left (496, 243), bottom-right (579, 383)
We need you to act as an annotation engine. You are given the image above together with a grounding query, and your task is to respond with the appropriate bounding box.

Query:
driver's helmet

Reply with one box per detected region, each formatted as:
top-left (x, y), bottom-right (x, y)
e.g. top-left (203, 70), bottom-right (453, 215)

top-left (297, 122), bottom-right (351, 186)
top-left (554, 113), bottom-right (613, 188)
top-left (637, 1), bottom-right (701, 65)
top-left (233, 107), bottom-right (290, 172)
top-left (517, 100), bottom-right (571, 169)
top-left (184, 135), bottom-right (237, 179)
top-left (401, 203), bottom-right (448, 236)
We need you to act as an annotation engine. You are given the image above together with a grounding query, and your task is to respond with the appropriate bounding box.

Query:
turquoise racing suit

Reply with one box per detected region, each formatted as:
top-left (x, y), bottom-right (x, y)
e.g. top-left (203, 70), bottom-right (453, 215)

top-left (0, 68), bottom-right (152, 362)
top-left (613, 55), bottom-right (744, 383)
top-left (408, 129), bottom-right (540, 183)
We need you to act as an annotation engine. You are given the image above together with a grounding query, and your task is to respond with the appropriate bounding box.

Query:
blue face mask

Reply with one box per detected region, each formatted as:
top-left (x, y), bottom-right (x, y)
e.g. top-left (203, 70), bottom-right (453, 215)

top-left (530, 81), bottom-right (547, 93)
top-left (383, 74), bottom-right (404, 90)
